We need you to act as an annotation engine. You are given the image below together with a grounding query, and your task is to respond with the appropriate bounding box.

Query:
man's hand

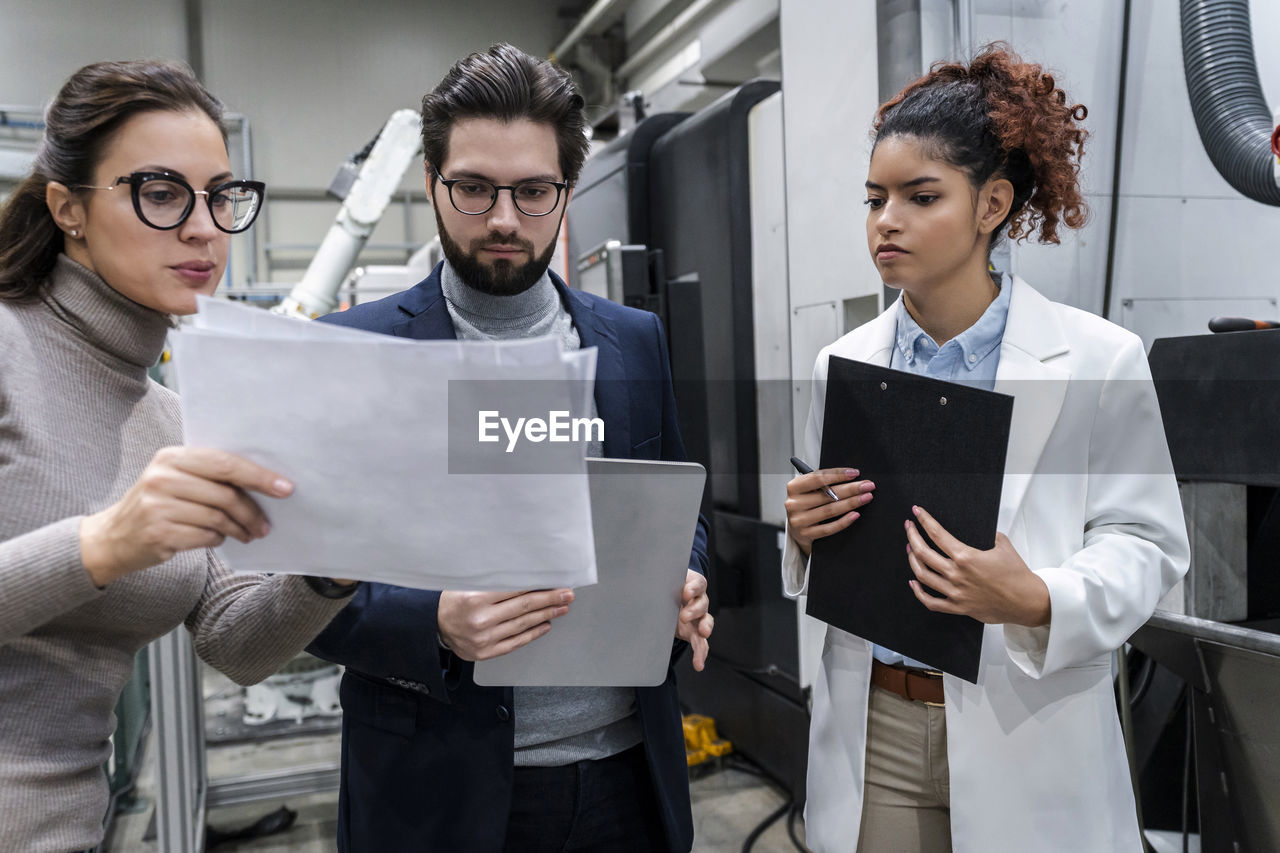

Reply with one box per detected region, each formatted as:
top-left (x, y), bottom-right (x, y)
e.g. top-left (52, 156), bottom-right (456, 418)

top-left (905, 506), bottom-right (1051, 627)
top-left (677, 570), bottom-right (714, 671)
top-left (437, 589), bottom-right (573, 661)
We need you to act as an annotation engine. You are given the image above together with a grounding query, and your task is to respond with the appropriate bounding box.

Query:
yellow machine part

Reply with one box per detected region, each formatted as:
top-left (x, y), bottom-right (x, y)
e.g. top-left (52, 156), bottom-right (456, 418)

top-left (682, 713), bottom-right (732, 767)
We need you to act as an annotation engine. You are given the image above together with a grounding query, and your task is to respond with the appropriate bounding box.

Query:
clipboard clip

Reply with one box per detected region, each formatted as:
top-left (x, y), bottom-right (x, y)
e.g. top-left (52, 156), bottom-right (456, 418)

top-left (879, 379), bottom-right (948, 406)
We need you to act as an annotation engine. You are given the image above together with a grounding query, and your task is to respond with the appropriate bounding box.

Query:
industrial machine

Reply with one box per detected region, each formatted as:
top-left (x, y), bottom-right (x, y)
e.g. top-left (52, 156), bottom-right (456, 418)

top-left (1117, 5), bottom-right (1280, 849)
top-left (567, 80), bottom-right (816, 799)
top-left (1123, 328), bottom-right (1280, 852)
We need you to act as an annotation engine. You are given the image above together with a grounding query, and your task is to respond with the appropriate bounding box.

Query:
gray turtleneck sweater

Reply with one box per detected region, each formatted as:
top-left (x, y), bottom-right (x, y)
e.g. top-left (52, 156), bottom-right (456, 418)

top-left (440, 261), bottom-right (642, 768)
top-left (0, 255), bottom-right (351, 853)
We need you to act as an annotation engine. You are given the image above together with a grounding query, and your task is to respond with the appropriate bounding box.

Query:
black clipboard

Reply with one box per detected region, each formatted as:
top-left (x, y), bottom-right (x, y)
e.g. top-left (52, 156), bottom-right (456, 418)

top-left (805, 356), bottom-right (1013, 683)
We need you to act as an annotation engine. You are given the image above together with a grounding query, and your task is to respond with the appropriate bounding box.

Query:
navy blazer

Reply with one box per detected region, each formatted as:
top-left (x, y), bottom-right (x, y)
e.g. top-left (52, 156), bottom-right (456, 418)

top-left (307, 263), bottom-right (710, 853)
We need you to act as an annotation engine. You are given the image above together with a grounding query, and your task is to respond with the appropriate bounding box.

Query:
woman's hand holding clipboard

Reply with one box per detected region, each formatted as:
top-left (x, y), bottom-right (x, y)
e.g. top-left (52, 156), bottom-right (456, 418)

top-left (784, 457), bottom-right (877, 556)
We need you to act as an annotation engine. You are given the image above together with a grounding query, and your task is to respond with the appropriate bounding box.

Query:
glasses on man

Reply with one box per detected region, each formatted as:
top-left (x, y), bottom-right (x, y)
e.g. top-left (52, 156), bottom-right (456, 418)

top-left (72, 171), bottom-right (266, 233)
top-left (431, 167), bottom-right (568, 217)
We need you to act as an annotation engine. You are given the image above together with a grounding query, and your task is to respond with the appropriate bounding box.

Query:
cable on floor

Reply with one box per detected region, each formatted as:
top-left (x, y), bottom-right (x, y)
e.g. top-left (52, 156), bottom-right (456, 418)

top-left (786, 803), bottom-right (809, 852)
top-left (722, 752), bottom-right (812, 853)
top-left (741, 800), bottom-right (791, 853)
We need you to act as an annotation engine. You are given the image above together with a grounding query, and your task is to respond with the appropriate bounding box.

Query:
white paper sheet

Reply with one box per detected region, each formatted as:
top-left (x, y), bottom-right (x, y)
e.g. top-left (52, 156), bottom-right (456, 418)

top-left (192, 294), bottom-right (564, 361)
top-left (173, 300), bottom-right (599, 591)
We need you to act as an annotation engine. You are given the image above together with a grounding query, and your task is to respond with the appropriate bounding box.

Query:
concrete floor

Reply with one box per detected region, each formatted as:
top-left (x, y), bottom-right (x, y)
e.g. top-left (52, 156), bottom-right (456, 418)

top-left (105, 671), bottom-right (808, 853)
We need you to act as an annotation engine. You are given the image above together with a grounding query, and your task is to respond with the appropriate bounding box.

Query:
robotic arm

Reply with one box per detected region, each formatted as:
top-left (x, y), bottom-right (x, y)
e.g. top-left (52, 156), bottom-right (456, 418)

top-left (272, 109), bottom-right (424, 319)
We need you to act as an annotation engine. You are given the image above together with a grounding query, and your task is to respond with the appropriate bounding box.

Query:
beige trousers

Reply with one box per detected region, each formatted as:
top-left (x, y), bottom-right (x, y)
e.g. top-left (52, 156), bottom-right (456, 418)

top-left (855, 685), bottom-right (952, 853)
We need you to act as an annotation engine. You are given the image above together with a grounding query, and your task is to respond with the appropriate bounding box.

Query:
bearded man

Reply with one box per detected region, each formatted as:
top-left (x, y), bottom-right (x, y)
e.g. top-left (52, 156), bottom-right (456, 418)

top-left (307, 43), bottom-right (712, 853)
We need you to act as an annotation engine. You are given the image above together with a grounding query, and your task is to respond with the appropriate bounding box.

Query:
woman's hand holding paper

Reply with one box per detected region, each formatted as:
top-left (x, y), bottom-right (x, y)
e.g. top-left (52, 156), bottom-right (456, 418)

top-left (78, 447), bottom-right (292, 587)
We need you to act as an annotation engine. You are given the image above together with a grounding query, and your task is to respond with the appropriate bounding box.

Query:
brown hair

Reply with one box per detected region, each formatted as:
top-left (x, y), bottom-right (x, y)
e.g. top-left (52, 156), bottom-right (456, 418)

top-left (420, 43), bottom-right (589, 186)
top-left (0, 60), bottom-right (225, 301)
top-left (874, 43), bottom-right (1089, 246)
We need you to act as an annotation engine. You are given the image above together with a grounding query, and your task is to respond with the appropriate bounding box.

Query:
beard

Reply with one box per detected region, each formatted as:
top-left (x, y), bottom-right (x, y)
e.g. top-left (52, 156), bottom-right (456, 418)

top-left (434, 205), bottom-right (560, 297)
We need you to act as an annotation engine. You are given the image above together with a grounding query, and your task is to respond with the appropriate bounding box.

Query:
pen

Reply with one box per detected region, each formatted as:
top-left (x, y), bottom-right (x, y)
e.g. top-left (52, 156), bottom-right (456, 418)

top-left (789, 456), bottom-right (841, 501)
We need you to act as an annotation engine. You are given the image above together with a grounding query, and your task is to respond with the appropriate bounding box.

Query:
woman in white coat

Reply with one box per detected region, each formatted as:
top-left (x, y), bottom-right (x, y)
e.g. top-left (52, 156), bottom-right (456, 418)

top-left (782, 45), bottom-right (1189, 853)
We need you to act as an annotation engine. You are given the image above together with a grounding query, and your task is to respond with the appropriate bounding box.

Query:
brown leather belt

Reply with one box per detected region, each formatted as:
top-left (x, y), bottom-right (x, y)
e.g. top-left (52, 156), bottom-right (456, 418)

top-left (871, 660), bottom-right (945, 706)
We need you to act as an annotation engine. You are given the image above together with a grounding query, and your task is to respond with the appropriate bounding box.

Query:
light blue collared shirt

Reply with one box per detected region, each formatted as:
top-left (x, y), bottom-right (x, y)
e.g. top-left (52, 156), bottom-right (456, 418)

top-left (872, 272), bottom-right (1012, 670)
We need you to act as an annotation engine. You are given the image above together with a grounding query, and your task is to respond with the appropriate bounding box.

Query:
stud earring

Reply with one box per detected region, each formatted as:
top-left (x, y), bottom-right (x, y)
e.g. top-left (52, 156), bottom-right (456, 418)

top-left (69, 229), bottom-right (78, 238)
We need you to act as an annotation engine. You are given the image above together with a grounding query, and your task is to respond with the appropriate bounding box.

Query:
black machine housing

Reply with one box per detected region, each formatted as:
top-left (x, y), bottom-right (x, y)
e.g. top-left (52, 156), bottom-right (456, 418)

top-left (567, 80), bottom-right (810, 798)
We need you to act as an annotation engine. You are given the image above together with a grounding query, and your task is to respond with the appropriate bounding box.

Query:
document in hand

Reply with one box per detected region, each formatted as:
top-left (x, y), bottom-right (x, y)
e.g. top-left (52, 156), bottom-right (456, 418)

top-left (173, 297), bottom-right (599, 591)
top-left (805, 356), bottom-right (1013, 683)
top-left (474, 458), bottom-right (706, 687)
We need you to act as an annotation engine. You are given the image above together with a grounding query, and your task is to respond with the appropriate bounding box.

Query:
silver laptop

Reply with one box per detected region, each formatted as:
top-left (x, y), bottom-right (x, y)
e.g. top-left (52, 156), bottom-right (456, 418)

top-left (473, 457), bottom-right (706, 687)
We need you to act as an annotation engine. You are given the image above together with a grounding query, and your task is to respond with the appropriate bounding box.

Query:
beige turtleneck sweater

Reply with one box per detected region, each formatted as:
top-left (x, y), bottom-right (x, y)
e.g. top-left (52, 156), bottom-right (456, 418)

top-left (0, 255), bottom-right (350, 853)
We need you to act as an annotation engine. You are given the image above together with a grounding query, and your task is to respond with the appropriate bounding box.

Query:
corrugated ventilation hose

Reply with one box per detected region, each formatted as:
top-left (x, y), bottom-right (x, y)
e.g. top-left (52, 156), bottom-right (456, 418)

top-left (1182, 0), bottom-right (1280, 206)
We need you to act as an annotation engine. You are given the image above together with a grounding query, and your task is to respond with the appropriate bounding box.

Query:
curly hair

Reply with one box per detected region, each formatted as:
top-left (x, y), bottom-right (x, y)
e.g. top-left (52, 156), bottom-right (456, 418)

top-left (873, 43), bottom-right (1089, 246)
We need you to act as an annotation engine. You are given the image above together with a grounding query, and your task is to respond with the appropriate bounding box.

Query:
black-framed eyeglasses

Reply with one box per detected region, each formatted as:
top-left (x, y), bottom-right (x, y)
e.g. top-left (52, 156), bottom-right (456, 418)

top-left (431, 166), bottom-right (568, 217)
top-left (72, 171), bottom-right (266, 233)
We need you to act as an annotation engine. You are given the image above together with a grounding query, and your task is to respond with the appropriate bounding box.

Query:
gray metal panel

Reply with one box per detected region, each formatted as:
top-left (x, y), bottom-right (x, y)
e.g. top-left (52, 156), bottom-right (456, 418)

top-left (779, 0), bottom-right (881, 314)
top-left (150, 629), bottom-right (208, 853)
top-left (206, 763), bottom-right (340, 809)
top-left (1196, 639), bottom-right (1280, 850)
top-left (877, 0), bottom-right (924, 102)
top-left (1131, 612), bottom-right (1280, 853)
top-left (748, 91), bottom-right (790, 529)
top-left (649, 78), bottom-right (780, 517)
top-left (1176, 482), bottom-right (1248, 622)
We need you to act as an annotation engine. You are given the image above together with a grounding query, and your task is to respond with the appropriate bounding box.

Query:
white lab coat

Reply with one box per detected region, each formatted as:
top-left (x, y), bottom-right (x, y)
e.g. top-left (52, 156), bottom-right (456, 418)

top-left (783, 277), bottom-right (1190, 853)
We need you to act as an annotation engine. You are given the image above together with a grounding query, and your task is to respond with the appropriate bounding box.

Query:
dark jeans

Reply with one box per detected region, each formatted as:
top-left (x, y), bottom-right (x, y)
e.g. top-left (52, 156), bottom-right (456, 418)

top-left (503, 744), bottom-right (669, 853)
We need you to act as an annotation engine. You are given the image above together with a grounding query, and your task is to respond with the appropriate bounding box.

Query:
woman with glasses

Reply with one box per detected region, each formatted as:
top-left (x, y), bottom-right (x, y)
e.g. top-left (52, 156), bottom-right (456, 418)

top-left (0, 60), bottom-right (355, 852)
